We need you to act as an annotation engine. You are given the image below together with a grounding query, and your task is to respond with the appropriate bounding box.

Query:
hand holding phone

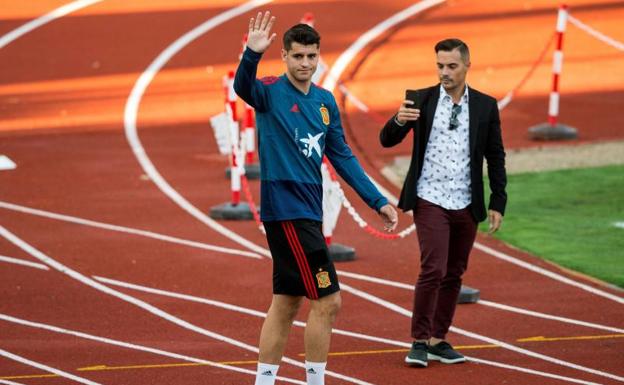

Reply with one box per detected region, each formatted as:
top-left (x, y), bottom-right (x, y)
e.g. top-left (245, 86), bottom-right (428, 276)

top-left (396, 89), bottom-right (421, 125)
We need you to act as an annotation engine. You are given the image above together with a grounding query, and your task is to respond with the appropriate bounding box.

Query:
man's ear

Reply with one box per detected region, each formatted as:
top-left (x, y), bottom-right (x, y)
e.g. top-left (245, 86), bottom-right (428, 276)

top-left (281, 48), bottom-right (287, 61)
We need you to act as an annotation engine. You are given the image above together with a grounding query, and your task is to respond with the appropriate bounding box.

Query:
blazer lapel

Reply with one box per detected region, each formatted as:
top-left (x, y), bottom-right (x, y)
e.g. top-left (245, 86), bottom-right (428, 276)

top-left (468, 87), bottom-right (479, 156)
top-left (425, 85), bottom-right (440, 141)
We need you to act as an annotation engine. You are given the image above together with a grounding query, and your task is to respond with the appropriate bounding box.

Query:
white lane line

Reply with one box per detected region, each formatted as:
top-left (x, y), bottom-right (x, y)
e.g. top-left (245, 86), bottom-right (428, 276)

top-left (2, 253), bottom-right (609, 385)
top-left (0, 348), bottom-right (101, 385)
top-left (477, 300), bottom-right (624, 334)
top-left (0, 155), bottom-right (17, 171)
top-left (339, 283), bottom-right (624, 383)
top-left (322, 0), bottom-right (445, 91)
top-left (0, 379), bottom-right (27, 385)
top-left (0, 225), bottom-right (375, 385)
top-left (338, 270), bottom-right (413, 290)
top-left (94, 275), bottom-right (408, 348)
top-left (0, 313), bottom-right (304, 385)
top-left (123, 0), bottom-right (272, 258)
top-left (0, 0), bottom-right (102, 50)
top-left (318, 0), bottom-right (624, 305)
top-left (93, 276), bottom-right (607, 385)
top-left (0, 255), bottom-right (49, 270)
top-left (464, 357), bottom-right (602, 385)
top-left (474, 243), bottom-right (624, 305)
top-left (338, 270), bottom-right (624, 333)
top-left (0, 200), bottom-right (261, 259)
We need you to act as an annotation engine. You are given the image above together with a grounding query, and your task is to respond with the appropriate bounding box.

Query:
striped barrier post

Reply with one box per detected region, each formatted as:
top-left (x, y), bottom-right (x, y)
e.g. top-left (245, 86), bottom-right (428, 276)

top-left (529, 4), bottom-right (577, 140)
top-left (209, 71), bottom-right (254, 220)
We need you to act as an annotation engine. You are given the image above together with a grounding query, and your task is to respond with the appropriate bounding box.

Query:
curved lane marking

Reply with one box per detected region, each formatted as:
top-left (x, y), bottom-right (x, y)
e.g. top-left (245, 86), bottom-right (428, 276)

top-left (336, 270), bottom-right (624, 333)
top-left (0, 313), bottom-right (304, 385)
top-left (0, 200), bottom-right (261, 259)
top-left (0, 225), bottom-right (376, 385)
top-left (124, 0), bottom-right (272, 258)
top-left (0, 0), bottom-right (102, 49)
top-left (319, 0), bottom-right (624, 305)
top-left (340, 282), bottom-right (624, 384)
top-left (321, 0), bottom-right (445, 91)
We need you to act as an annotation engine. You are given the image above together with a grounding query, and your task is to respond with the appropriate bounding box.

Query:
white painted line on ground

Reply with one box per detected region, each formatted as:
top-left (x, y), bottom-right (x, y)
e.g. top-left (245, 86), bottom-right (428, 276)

top-left (3, 245), bottom-right (611, 384)
top-left (338, 270), bottom-right (413, 290)
top-left (322, 0), bottom-right (446, 91)
top-left (0, 347), bottom-right (101, 385)
top-left (613, 222), bottom-right (624, 229)
top-left (477, 300), bottom-right (624, 334)
top-left (473, 243), bottom-right (624, 304)
top-left (369, 177), bottom-right (624, 305)
top-left (338, 269), bottom-right (624, 333)
top-left (95, 276), bottom-right (607, 385)
top-left (123, 0), bottom-right (272, 258)
top-left (94, 275), bottom-right (409, 348)
top-left (0, 313), bottom-right (304, 385)
top-left (0, 379), bottom-right (28, 385)
top-left (0, 0), bottom-right (103, 49)
top-left (340, 282), bottom-right (624, 383)
top-left (0, 201), bottom-right (261, 259)
top-left (318, 0), bottom-right (624, 306)
top-left (0, 255), bottom-right (49, 270)
top-left (0, 225), bottom-right (375, 385)
top-left (0, 155), bottom-right (16, 171)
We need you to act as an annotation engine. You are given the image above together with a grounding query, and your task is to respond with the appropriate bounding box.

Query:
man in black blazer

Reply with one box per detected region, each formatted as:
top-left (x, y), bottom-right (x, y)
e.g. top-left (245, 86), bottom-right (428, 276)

top-left (380, 38), bottom-right (507, 367)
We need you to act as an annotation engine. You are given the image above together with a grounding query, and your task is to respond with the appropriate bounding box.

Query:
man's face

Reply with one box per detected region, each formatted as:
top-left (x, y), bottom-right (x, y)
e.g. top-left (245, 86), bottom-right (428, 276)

top-left (282, 42), bottom-right (319, 83)
top-left (436, 48), bottom-right (470, 93)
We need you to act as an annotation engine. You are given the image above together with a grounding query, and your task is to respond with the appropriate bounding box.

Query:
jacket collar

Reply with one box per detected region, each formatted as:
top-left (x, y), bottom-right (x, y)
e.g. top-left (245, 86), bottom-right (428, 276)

top-left (468, 85), bottom-right (479, 156)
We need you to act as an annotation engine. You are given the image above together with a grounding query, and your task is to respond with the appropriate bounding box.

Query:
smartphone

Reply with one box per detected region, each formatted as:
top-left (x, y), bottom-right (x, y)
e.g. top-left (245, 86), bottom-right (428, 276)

top-left (405, 89), bottom-right (420, 109)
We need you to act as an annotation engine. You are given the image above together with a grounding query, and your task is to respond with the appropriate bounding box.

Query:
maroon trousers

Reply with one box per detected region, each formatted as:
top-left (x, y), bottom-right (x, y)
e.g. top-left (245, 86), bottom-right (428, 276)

top-left (411, 198), bottom-right (478, 340)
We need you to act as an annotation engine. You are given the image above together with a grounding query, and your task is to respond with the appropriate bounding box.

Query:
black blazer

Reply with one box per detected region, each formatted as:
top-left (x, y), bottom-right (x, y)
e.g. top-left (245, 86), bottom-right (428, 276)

top-left (380, 85), bottom-right (507, 222)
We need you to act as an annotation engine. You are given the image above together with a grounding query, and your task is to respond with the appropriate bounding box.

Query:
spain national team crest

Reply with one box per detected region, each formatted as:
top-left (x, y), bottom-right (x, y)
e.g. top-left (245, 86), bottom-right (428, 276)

top-left (316, 270), bottom-right (331, 288)
top-left (319, 105), bottom-right (330, 126)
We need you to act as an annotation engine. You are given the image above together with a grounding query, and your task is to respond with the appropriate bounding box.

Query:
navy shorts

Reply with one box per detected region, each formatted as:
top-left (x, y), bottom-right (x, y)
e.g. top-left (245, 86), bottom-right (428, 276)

top-left (264, 219), bottom-right (340, 299)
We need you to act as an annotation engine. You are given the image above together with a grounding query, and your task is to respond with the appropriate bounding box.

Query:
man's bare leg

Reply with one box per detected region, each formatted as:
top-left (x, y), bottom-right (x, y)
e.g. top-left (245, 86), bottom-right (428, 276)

top-left (254, 294), bottom-right (302, 385)
top-left (304, 292), bottom-right (341, 385)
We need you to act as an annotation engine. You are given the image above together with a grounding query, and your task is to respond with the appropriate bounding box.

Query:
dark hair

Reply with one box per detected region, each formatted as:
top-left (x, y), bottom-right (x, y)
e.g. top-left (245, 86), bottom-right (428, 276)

top-left (435, 38), bottom-right (470, 63)
top-left (283, 23), bottom-right (320, 51)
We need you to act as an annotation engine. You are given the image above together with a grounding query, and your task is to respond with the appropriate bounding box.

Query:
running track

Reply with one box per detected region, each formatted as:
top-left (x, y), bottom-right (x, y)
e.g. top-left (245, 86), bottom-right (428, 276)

top-left (1, 1), bottom-right (623, 384)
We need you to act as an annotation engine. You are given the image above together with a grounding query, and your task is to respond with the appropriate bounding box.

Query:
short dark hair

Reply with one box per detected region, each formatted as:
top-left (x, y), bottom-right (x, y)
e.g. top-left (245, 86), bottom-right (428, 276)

top-left (435, 38), bottom-right (470, 63)
top-left (283, 23), bottom-right (320, 51)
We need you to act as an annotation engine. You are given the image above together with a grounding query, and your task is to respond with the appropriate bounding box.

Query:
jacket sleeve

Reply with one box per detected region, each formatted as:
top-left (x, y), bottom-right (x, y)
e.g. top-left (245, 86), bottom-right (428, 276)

top-left (324, 97), bottom-right (388, 212)
top-left (233, 48), bottom-right (270, 112)
top-left (379, 114), bottom-right (413, 147)
top-left (484, 99), bottom-right (507, 215)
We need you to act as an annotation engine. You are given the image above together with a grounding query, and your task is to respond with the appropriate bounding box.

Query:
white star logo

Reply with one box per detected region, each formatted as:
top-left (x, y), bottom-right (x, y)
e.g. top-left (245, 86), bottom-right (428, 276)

top-left (299, 132), bottom-right (323, 159)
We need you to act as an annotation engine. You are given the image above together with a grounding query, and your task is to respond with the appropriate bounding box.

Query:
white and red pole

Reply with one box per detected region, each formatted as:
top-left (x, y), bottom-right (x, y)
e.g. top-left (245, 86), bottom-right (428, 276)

top-left (223, 70), bottom-right (241, 205)
top-left (243, 103), bottom-right (256, 164)
top-left (301, 12), bottom-right (315, 27)
top-left (224, 70), bottom-right (238, 122)
top-left (548, 4), bottom-right (568, 127)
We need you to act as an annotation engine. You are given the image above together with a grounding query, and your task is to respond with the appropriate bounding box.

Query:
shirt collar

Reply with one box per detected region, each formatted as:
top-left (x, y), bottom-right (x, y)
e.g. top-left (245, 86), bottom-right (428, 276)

top-left (439, 84), bottom-right (469, 105)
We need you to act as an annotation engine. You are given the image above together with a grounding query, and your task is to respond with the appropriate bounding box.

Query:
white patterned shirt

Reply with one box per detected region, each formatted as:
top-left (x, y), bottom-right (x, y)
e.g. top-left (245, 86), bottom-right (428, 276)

top-left (416, 85), bottom-right (471, 210)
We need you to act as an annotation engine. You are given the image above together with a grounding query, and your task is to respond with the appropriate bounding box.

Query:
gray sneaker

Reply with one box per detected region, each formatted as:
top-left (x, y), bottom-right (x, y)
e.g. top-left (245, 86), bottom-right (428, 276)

top-left (405, 341), bottom-right (428, 367)
top-left (427, 341), bottom-right (466, 364)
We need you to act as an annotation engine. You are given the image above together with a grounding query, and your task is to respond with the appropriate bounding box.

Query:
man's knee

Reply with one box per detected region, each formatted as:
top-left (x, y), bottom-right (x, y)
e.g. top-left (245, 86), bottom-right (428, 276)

top-left (270, 295), bottom-right (303, 321)
top-left (312, 292), bottom-right (342, 319)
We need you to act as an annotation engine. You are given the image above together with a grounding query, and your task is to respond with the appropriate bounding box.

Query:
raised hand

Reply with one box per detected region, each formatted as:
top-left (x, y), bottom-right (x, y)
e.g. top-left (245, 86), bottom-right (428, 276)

top-left (395, 100), bottom-right (420, 125)
top-left (246, 11), bottom-right (277, 54)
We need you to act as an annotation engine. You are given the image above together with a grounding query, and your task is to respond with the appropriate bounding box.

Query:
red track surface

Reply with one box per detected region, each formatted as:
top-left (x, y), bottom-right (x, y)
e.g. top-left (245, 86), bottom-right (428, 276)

top-left (1, 1), bottom-right (623, 385)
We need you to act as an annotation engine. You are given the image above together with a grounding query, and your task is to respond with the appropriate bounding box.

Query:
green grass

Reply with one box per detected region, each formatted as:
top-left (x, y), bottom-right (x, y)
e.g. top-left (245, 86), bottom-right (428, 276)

top-left (479, 165), bottom-right (624, 288)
